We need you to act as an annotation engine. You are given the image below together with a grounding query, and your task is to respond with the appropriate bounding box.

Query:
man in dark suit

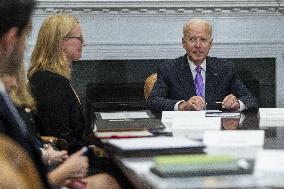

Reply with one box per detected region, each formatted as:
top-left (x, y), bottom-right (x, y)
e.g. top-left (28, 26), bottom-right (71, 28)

top-left (148, 18), bottom-right (258, 112)
top-left (0, 0), bottom-right (51, 188)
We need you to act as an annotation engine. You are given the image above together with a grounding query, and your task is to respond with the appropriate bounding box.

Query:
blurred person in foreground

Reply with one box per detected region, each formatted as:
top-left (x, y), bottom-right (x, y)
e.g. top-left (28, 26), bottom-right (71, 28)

top-left (0, 0), bottom-right (51, 188)
top-left (0, 134), bottom-right (44, 189)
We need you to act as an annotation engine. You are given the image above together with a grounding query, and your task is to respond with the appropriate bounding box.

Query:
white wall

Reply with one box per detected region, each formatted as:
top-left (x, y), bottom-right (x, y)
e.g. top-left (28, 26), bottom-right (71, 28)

top-left (26, 0), bottom-right (284, 106)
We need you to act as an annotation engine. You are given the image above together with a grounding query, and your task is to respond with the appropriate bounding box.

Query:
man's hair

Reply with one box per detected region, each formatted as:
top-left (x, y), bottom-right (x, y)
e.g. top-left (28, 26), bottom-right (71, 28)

top-left (28, 14), bottom-right (79, 80)
top-left (0, 0), bottom-right (36, 37)
top-left (183, 18), bottom-right (212, 37)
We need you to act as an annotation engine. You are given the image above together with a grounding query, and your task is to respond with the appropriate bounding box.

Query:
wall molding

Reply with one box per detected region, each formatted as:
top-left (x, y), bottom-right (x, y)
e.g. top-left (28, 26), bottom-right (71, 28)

top-left (36, 0), bottom-right (284, 16)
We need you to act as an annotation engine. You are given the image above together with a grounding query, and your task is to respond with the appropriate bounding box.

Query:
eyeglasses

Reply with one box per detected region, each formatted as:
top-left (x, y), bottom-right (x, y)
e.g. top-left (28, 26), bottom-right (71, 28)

top-left (65, 35), bottom-right (84, 43)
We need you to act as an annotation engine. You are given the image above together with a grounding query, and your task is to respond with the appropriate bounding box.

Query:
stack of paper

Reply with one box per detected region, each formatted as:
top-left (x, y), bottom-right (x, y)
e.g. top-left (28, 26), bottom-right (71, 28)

top-left (259, 108), bottom-right (284, 127)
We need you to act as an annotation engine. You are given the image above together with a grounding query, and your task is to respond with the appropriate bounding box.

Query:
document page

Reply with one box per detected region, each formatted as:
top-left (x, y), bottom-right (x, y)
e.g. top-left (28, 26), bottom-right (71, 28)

top-left (100, 111), bottom-right (150, 120)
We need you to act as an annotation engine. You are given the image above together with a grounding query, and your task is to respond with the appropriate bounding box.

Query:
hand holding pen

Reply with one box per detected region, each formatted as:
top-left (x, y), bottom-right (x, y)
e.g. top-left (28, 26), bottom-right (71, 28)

top-left (178, 96), bottom-right (206, 111)
top-left (220, 94), bottom-right (240, 111)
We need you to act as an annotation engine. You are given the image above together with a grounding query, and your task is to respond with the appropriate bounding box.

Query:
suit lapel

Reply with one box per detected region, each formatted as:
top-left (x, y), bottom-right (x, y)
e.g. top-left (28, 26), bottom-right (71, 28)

top-left (0, 92), bottom-right (28, 137)
top-left (205, 57), bottom-right (219, 103)
top-left (177, 55), bottom-right (196, 98)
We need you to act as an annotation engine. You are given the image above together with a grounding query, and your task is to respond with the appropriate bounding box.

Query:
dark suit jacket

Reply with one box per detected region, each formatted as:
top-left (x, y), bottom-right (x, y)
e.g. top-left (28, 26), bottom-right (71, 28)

top-left (0, 93), bottom-right (50, 189)
top-left (147, 55), bottom-right (258, 112)
top-left (29, 70), bottom-right (86, 154)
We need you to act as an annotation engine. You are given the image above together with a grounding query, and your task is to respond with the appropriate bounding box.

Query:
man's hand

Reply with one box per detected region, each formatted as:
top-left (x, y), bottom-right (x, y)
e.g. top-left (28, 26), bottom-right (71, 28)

top-left (222, 94), bottom-right (240, 111)
top-left (178, 96), bottom-right (206, 111)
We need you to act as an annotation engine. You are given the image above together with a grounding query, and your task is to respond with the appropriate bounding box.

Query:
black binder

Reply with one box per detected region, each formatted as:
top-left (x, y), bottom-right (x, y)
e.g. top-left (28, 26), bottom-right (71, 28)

top-left (94, 110), bottom-right (165, 132)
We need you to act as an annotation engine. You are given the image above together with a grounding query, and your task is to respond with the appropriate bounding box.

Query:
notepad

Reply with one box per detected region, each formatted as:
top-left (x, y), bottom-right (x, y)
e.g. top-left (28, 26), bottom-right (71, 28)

top-left (151, 154), bottom-right (253, 177)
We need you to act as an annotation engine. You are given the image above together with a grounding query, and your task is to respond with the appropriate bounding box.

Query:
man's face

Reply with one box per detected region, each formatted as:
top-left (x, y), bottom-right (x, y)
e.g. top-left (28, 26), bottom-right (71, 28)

top-left (182, 23), bottom-right (212, 65)
top-left (1, 23), bottom-right (30, 74)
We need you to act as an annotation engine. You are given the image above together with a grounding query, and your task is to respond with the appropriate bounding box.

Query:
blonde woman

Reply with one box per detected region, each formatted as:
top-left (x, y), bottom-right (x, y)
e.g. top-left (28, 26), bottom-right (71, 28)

top-left (28, 13), bottom-right (122, 189)
top-left (28, 14), bottom-right (86, 154)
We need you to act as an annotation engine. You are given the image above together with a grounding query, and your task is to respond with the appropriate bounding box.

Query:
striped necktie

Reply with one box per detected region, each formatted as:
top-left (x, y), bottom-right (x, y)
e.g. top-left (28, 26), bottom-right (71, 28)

top-left (194, 66), bottom-right (205, 98)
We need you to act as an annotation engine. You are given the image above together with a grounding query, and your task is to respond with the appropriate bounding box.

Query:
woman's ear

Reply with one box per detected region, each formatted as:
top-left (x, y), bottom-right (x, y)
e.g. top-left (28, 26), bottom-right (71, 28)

top-left (60, 39), bottom-right (68, 55)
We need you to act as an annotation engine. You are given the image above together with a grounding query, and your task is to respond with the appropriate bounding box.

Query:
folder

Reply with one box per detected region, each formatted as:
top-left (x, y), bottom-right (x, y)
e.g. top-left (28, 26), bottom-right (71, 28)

top-left (103, 137), bottom-right (205, 157)
top-left (94, 110), bottom-right (165, 131)
top-left (151, 154), bottom-right (253, 178)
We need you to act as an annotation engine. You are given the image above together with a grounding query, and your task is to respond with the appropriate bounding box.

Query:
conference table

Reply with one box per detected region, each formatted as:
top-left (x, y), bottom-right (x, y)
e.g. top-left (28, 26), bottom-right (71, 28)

top-left (92, 112), bottom-right (284, 189)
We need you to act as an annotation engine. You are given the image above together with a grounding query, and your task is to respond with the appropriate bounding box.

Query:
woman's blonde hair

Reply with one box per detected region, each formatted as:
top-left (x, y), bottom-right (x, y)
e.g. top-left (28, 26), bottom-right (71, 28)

top-left (0, 62), bottom-right (36, 110)
top-left (28, 13), bottom-right (79, 79)
top-left (10, 63), bottom-right (37, 110)
top-left (0, 134), bottom-right (44, 189)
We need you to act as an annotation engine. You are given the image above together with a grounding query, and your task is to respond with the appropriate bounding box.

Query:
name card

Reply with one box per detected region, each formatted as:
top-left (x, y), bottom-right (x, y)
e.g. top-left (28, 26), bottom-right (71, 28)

top-left (203, 130), bottom-right (264, 147)
top-left (172, 117), bottom-right (221, 139)
top-left (161, 111), bottom-right (206, 132)
top-left (259, 108), bottom-right (284, 116)
top-left (259, 108), bottom-right (284, 127)
top-left (254, 150), bottom-right (284, 176)
top-left (161, 111), bottom-right (206, 122)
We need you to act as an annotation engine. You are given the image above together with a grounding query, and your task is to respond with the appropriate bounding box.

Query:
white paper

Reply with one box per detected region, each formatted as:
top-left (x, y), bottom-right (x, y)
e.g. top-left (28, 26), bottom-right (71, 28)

top-left (100, 111), bottom-right (150, 120)
top-left (254, 149), bottom-right (284, 176)
top-left (203, 130), bottom-right (264, 147)
top-left (106, 136), bottom-right (203, 150)
top-left (172, 117), bottom-right (221, 139)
